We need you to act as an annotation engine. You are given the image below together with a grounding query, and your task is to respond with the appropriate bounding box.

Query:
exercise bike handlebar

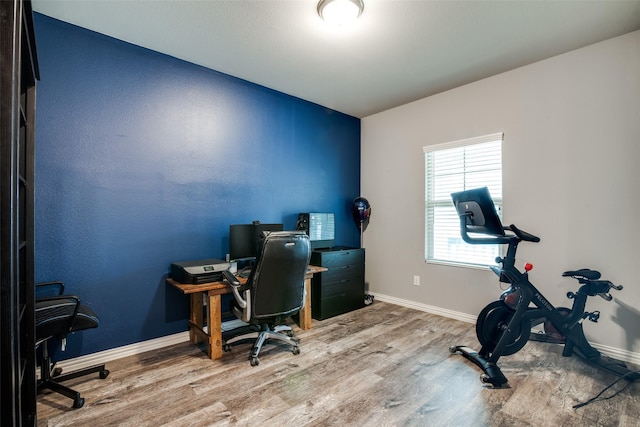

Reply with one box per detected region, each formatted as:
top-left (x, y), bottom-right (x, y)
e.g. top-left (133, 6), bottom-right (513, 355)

top-left (600, 292), bottom-right (613, 302)
top-left (506, 224), bottom-right (540, 243)
top-left (458, 215), bottom-right (540, 245)
top-left (594, 280), bottom-right (623, 301)
top-left (458, 216), bottom-right (514, 245)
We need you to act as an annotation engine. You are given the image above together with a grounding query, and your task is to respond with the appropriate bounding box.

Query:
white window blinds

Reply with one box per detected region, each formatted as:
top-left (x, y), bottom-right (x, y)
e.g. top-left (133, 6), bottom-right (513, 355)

top-left (424, 133), bottom-right (503, 266)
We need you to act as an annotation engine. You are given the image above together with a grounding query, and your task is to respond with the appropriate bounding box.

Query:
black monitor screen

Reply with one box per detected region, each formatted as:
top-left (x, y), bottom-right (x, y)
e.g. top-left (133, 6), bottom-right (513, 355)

top-left (229, 223), bottom-right (284, 261)
top-left (229, 224), bottom-right (255, 261)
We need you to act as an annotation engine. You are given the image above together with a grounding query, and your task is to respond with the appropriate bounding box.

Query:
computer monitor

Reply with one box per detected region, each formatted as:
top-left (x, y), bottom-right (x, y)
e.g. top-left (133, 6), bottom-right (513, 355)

top-left (297, 212), bottom-right (335, 249)
top-left (229, 222), bottom-right (284, 261)
top-left (229, 224), bottom-right (255, 261)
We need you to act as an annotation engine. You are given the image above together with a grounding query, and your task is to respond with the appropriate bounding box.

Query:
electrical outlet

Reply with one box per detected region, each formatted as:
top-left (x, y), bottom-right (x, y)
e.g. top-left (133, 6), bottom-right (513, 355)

top-left (413, 275), bottom-right (420, 286)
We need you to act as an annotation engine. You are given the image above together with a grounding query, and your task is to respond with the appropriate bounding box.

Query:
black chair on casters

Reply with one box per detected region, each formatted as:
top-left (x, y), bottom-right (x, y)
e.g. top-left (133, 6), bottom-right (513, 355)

top-left (222, 231), bottom-right (311, 366)
top-left (35, 281), bottom-right (109, 408)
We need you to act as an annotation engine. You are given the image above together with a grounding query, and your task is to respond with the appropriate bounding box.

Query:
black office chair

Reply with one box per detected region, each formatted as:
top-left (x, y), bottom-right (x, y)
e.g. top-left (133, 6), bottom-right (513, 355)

top-left (35, 281), bottom-right (109, 408)
top-left (223, 231), bottom-right (311, 366)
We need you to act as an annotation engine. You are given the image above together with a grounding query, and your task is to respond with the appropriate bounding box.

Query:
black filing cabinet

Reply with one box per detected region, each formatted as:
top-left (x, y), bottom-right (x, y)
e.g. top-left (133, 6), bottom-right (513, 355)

top-left (311, 247), bottom-right (365, 320)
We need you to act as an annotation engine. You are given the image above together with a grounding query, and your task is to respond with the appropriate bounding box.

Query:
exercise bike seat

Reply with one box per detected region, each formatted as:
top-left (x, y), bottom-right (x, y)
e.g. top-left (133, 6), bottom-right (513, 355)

top-left (562, 269), bottom-right (601, 281)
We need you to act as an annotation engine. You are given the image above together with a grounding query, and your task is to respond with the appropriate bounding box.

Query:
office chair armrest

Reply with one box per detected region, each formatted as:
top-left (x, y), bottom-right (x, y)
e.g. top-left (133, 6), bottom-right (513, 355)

top-left (231, 287), bottom-right (251, 323)
top-left (222, 270), bottom-right (247, 308)
top-left (230, 285), bottom-right (248, 308)
top-left (222, 270), bottom-right (240, 286)
top-left (36, 281), bottom-right (65, 298)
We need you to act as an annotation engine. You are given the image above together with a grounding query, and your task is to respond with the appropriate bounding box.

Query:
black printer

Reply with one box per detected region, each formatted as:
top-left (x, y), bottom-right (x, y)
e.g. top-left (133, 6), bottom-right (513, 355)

top-left (170, 258), bottom-right (230, 284)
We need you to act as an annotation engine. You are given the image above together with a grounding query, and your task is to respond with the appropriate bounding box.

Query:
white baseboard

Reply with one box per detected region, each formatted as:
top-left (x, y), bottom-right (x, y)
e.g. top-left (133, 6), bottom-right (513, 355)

top-left (56, 295), bottom-right (640, 373)
top-left (55, 332), bottom-right (191, 373)
top-left (55, 319), bottom-right (251, 373)
top-left (591, 342), bottom-right (640, 366)
top-left (369, 292), bottom-right (477, 324)
top-left (369, 291), bottom-right (640, 366)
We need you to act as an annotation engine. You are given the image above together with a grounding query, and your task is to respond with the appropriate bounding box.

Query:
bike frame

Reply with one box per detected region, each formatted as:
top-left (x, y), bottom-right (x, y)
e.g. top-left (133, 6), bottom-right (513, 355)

top-left (484, 237), bottom-right (600, 364)
top-left (450, 188), bottom-right (637, 386)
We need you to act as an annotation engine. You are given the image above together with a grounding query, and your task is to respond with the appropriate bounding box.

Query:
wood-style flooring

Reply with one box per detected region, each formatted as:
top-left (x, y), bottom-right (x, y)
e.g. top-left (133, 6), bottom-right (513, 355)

top-left (37, 301), bottom-right (640, 426)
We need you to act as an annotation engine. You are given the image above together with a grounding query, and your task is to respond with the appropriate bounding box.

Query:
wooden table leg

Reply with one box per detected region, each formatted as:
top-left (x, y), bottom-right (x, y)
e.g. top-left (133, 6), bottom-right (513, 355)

top-left (298, 276), bottom-right (312, 330)
top-left (189, 293), bottom-right (203, 344)
top-left (207, 291), bottom-right (223, 359)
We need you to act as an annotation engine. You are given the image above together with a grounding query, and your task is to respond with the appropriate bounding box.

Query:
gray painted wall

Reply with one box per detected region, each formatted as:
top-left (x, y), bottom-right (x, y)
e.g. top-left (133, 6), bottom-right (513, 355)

top-left (361, 30), bottom-right (640, 359)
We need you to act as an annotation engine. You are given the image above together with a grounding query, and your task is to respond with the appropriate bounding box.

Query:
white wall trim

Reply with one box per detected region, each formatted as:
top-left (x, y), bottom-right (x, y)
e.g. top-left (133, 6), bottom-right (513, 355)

top-left (591, 342), bottom-right (640, 367)
top-left (369, 292), bottom-right (477, 324)
top-left (55, 332), bottom-right (190, 373)
top-left (369, 292), bottom-right (640, 366)
top-left (55, 319), bottom-right (250, 373)
top-left (57, 296), bottom-right (640, 373)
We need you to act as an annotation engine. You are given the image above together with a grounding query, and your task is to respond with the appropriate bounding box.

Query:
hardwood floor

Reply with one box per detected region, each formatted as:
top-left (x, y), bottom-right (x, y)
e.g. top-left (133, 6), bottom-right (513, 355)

top-left (37, 301), bottom-right (639, 426)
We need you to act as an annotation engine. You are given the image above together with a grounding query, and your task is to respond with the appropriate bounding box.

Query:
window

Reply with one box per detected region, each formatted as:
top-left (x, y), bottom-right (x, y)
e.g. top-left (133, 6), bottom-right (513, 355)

top-left (424, 133), bottom-right (503, 267)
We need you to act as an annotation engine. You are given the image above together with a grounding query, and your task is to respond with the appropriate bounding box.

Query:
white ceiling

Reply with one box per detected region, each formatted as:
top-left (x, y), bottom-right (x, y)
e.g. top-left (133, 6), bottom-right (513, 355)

top-left (32, 0), bottom-right (640, 118)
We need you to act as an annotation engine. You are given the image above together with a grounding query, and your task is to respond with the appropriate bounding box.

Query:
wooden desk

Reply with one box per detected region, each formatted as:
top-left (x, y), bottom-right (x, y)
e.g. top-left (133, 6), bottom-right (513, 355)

top-left (167, 265), bottom-right (326, 360)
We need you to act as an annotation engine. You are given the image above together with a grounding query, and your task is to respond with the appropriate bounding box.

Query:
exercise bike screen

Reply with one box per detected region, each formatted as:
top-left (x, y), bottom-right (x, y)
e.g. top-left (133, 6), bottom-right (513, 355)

top-left (451, 187), bottom-right (505, 236)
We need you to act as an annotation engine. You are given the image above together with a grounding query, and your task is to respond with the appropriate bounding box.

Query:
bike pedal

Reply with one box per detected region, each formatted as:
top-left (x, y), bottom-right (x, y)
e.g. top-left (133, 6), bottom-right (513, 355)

top-left (588, 311), bottom-right (600, 322)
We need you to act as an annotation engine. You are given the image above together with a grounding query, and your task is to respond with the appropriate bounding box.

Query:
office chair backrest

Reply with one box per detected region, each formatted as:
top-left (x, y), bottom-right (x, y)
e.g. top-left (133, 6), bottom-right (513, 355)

top-left (248, 231), bottom-right (311, 320)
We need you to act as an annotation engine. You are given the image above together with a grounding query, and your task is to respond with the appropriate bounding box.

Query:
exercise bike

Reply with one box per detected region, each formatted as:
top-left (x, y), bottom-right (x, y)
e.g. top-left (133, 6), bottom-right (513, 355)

top-left (448, 187), bottom-right (640, 387)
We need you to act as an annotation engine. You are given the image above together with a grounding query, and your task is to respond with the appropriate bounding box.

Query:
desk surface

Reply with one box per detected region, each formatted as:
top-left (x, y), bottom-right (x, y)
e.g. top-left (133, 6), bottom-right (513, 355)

top-left (167, 264), bottom-right (326, 294)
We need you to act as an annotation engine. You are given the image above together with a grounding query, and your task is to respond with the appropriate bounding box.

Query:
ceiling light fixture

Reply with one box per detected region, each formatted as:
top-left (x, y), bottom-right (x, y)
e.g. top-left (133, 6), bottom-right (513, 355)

top-left (317, 0), bottom-right (364, 27)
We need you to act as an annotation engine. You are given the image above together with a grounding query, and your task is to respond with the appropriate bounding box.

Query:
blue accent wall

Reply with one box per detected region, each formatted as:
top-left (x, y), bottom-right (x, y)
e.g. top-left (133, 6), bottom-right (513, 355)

top-left (33, 14), bottom-right (361, 360)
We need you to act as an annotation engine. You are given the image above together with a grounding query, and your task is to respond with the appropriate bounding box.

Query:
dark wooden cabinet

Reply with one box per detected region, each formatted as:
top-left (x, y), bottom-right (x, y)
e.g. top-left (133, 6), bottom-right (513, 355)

top-left (310, 247), bottom-right (365, 320)
top-left (1, 0), bottom-right (39, 425)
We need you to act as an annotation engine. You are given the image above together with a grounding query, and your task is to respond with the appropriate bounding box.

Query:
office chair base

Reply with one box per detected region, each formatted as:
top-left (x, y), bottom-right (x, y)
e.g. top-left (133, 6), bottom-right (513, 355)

top-left (38, 362), bottom-right (109, 409)
top-left (224, 324), bottom-right (300, 366)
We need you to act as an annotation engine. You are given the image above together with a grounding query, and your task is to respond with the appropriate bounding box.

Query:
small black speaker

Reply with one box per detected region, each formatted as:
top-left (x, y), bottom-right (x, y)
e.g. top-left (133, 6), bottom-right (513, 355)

top-left (296, 213), bottom-right (309, 234)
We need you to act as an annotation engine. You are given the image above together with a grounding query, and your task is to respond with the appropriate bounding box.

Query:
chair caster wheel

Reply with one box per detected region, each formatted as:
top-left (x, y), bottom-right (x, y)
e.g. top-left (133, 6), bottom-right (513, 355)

top-left (223, 344), bottom-right (232, 352)
top-left (72, 397), bottom-right (85, 409)
top-left (292, 346), bottom-right (300, 355)
top-left (250, 357), bottom-right (260, 366)
top-left (449, 346), bottom-right (458, 354)
top-left (100, 369), bottom-right (110, 379)
top-left (52, 367), bottom-right (63, 377)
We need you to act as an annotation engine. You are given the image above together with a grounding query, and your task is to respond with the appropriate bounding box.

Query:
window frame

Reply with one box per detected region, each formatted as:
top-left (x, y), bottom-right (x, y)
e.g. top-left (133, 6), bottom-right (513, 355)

top-left (423, 133), bottom-right (503, 268)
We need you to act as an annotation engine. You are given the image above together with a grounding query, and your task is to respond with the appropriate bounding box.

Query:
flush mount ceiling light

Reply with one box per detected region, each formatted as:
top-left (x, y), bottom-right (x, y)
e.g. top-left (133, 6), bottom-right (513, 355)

top-left (317, 0), bottom-right (364, 27)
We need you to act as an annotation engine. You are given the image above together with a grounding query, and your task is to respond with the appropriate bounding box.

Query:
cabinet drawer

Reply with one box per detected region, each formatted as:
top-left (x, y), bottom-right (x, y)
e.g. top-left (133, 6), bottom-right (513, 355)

top-left (312, 291), bottom-right (364, 320)
top-left (310, 247), bottom-right (366, 321)
top-left (311, 248), bottom-right (364, 268)
top-left (313, 275), bottom-right (364, 299)
top-left (315, 263), bottom-right (364, 284)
